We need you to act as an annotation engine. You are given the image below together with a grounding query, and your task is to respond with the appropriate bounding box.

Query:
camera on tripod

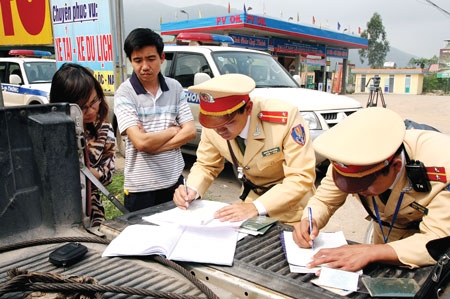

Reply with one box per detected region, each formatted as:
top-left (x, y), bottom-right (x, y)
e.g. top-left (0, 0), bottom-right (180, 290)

top-left (366, 74), bottom-right (381, 89)
top-left (365, 74), bottom-right (386, 108)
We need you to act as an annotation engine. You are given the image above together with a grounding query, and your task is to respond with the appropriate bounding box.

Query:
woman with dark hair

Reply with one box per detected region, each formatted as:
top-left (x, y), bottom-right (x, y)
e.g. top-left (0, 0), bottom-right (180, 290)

top-left (50, 63), bottom-right (116, 227)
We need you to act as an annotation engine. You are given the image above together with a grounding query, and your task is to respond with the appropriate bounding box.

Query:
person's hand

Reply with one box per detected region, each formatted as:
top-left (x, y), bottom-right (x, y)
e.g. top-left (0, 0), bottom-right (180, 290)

top-left (167, 125), bottom-right (181, 136)
top-left (307, 244), bottom-right (391, 272)
top-left (214, 202), bottom-right (258, 222)
top-left (173, 184), bottom-right (195, 210)
top-left (293, 218), bottom-right (318, 248)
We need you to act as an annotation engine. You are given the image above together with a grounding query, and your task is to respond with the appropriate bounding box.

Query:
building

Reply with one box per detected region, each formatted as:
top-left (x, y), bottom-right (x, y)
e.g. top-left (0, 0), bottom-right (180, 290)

top-left (352, 68), bottom-right (426, 95)
top-left (161, 11), bottom-right (367, 94)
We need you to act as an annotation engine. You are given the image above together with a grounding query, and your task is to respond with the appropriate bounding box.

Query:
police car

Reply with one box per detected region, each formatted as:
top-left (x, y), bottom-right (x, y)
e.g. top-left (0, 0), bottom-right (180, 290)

top-left (0, 50), bottom-right (57, 106)
top-left (161, 33), bottom-right (362, 168)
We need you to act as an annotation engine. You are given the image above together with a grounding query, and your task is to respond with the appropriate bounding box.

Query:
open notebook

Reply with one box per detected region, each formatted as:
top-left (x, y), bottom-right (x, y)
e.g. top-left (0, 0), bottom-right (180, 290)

top-left (102, 224), bottom-right (239, 266)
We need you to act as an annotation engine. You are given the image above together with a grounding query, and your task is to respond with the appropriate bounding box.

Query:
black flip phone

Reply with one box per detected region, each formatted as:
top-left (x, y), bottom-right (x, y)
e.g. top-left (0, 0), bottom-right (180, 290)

top-left (406, 160), bottom-right (431, 192)
top-left (49, 242), bottom-right (88, 267)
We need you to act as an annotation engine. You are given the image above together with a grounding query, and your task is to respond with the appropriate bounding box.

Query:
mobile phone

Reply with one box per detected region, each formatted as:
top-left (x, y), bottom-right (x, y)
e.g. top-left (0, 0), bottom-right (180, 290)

top-left (406, 160), bottom-right (431, 192)
top-left (49, 242), bottom-right (88, 267)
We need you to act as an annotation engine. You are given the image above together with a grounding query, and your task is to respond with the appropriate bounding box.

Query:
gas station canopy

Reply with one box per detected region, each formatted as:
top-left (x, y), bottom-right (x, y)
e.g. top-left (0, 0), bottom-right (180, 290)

top-left (161, 12), bottom-right (368, 59)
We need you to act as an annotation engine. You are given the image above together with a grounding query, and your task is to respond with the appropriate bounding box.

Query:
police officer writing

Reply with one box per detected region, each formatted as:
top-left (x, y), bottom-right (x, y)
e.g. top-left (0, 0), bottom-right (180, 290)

top-left (173, 74), bottom-right (316, 225)
top-left (293, 107), bottom-right (450, 272)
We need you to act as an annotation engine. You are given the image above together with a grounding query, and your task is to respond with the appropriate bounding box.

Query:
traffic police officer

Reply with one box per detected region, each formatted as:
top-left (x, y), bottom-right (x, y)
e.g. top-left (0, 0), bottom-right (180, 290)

top-left (173, 74), bottom-right (316, 225)
top-left (293, 107), bottom-right (450, 272)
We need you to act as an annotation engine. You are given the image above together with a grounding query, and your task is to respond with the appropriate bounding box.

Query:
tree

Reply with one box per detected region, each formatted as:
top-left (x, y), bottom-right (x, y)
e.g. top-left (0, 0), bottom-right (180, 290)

top-left (407, 56), bottom-right (438, 69)
top-left (358, 13), bottom-right (390, 68)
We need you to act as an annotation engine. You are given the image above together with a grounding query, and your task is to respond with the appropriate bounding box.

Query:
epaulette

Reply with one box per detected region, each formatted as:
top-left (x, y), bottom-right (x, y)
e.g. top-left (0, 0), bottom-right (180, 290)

top-left (258, 111), bottom-right (288, 124)
top-left (427, 167), bottom-right (447, 182)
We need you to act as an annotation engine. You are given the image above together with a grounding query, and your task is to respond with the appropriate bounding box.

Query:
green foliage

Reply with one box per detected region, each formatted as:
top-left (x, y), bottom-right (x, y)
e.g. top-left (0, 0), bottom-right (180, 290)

top-left (423, 73), bottom-right (450, 94)
top-left (358, 13), bottom-right (390, 68)
top-left (101, 173), bottom-right (125, 219)
top-left (408, 56), bottom-right (438, 69)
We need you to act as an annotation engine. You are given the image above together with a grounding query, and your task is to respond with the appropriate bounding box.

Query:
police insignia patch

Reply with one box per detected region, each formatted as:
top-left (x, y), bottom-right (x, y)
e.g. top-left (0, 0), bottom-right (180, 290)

top-left (291, 124), bottom-right (306, 145)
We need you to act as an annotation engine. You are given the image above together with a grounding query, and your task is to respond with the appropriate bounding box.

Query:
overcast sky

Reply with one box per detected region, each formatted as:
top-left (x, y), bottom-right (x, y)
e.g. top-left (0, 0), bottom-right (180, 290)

top-left (161, 0), bottom-right (449, 58)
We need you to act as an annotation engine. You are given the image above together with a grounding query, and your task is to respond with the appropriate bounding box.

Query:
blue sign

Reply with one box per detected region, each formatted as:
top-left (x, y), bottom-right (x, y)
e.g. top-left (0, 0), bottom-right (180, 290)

top-left (228, 33), bottom-right (268, 50)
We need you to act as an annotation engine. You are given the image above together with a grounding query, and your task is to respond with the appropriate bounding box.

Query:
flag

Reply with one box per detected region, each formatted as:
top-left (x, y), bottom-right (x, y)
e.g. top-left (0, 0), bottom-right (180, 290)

top-left (199, 9), bottom-right (202, 18)
top-left (244, 4), bottom-right (247, 14)
top-left (337, 22), bottom-right (341, 31)
top-left (297, 12), bottom-right (300, 23)
top-left (160, 16), bottom-right (162, 24)
top-left (358, 27), bottom-right (361, 34)
top-left (312, 16), bottom-right (315, 24)
top-left (228, 2), bottom-right (231, 14)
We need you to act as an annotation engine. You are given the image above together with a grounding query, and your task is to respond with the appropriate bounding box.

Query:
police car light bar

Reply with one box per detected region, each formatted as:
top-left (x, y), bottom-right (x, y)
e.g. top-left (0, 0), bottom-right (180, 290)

top-left (9, 49), bottom-right (52, 57)
top-left (176, 33), bottom-right (234, 44)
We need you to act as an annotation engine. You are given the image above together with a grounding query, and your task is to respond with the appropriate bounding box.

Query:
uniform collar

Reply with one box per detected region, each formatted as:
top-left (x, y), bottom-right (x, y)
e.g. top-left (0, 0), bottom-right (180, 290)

top-left (239, 115), bottom-right (251, 140)
top-left (130, 72), bottom-right (169, 95)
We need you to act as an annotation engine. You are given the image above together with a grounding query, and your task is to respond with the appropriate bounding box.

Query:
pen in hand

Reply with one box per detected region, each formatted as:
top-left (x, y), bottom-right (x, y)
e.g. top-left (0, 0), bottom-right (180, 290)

top-left (183, 177), bottom-right (189, 209)
top-left (308, 207), bottom-right (315, 250)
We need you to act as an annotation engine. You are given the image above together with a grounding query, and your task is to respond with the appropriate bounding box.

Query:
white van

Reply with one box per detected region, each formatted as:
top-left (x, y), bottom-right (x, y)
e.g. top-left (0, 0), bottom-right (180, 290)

top-left (161, 45), bottom-right (362, 168)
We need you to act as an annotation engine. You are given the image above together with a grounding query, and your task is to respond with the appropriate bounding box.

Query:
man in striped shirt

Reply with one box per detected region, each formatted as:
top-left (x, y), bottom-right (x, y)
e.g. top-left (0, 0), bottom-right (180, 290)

top-left (114, 28), bottom-right (196, 212)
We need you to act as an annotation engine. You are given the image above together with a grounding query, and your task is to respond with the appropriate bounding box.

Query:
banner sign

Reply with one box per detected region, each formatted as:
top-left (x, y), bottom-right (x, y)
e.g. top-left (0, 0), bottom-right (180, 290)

top-left (271, 38), bottom-right (326, 56)
top-left (228, 33), bottom-right (269, 50)
top-left (50, 0), bottom-right (117, 92)
top-left (0, 0), bottom-right (53, 45)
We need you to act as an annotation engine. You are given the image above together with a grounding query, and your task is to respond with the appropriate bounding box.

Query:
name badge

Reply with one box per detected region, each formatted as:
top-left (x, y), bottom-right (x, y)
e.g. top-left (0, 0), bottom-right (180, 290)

top-left (409, 202), bottom-right (429, 215)
top-left (262, 147), bottom-right (280, 157)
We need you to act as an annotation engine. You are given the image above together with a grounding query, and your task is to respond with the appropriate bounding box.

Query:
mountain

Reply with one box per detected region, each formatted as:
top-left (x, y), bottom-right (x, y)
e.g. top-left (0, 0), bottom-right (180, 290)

top-left (123, 1), bottom-right (417, 68)
top-left (348, 47), bottom-right (417, 68)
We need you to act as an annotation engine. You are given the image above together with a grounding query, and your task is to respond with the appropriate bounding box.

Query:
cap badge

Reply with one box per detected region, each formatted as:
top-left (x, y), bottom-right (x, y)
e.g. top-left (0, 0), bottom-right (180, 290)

top-left (199, 92), bottom-right (215, 103)
top-left (253, 124), bottom-right (261, 136)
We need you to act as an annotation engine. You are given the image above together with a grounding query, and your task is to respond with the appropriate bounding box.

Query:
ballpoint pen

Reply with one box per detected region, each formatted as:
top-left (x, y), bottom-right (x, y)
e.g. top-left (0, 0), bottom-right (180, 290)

top-left (308, 207), bottom-right (315, 250)
top-left (183, 177), bottom-right (189, 208)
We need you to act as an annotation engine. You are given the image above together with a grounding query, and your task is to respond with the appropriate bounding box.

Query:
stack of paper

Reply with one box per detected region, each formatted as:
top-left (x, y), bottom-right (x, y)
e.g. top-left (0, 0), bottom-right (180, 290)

top-left (280, 231), bottom-right (362, 295)
top-left (143, 200), bottom-right (245, 228)
top-left (280, 231), bottom-right (348, 273)
top-left (238, 216), bottom-right (277, 236)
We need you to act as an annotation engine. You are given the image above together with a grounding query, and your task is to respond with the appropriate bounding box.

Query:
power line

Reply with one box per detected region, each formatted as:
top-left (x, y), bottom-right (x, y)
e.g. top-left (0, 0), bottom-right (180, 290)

top-left (425, 0), bottom-right (450, 18)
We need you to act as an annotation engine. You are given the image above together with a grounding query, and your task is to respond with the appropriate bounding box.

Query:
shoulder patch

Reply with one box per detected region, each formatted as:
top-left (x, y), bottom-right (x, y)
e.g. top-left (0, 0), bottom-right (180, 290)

top-left (291, 124), bottom-right (306, 145)
top-left (258, 111), bottom-right (288, 124)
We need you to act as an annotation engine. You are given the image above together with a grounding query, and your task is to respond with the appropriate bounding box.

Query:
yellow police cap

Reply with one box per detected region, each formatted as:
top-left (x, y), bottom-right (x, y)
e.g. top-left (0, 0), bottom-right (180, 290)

top-left (314, 107), bottom-right (405, 193)
top-left (188, 74), bottom-right (255, 128)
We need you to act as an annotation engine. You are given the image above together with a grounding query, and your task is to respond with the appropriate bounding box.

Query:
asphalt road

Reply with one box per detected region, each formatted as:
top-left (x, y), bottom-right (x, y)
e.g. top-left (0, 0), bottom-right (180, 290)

top-left (116, 92), bottom-right (449, 243)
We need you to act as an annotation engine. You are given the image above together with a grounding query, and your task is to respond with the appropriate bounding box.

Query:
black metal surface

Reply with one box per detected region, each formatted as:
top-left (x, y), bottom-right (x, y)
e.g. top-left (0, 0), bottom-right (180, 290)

top-left (0, 241), bottom-right (207, 298)
top-left (105, 202), bottom-right (437, 298)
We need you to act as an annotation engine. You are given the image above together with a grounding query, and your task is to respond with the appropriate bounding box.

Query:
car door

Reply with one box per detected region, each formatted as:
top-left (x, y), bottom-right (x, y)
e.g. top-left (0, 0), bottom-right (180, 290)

top-left (1, 62), bottom-right (26, 106)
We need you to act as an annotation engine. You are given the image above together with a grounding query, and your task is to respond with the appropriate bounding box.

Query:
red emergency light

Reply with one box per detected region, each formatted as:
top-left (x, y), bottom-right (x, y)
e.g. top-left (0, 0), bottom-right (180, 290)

top-left (176, 32), bottom-right (234, 44)
top-left (8, 49), bottom-right (52, 57)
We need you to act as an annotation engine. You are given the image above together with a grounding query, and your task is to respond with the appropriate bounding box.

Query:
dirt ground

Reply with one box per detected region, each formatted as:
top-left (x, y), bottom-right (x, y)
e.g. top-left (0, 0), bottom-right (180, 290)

top-left (115, 92), bottom-right (450, 243)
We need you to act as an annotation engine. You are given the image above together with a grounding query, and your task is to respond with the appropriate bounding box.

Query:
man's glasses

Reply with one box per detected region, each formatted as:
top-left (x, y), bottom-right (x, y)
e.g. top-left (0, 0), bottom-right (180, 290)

top-left (81, 96), bottom-right (101, 111)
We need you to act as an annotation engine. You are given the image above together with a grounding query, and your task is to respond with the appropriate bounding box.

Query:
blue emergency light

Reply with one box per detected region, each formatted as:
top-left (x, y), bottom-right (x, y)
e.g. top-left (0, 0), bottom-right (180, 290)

top-left (176, 32), bottom-right (234, 44)
top-left (8, 49), bottom-right (52, 57)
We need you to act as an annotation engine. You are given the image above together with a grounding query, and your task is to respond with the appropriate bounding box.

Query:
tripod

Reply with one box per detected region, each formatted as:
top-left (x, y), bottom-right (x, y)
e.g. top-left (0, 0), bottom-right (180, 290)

top-left (366, 78), bottom-right (386, 108)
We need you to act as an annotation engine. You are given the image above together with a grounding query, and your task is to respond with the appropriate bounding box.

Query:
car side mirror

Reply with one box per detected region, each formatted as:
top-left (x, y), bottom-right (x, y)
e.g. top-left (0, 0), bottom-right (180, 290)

top-left (194, 72), bottom-right (211, 85)
top-left (9, 74), bottom-right (22, 85)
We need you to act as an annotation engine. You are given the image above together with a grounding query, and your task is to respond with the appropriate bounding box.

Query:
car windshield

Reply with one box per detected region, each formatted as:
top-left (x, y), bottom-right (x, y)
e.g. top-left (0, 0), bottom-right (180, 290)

top-left (24, 61), bottom-right (57, 84)
top-left (212, 51), bottom-right (299, 88)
